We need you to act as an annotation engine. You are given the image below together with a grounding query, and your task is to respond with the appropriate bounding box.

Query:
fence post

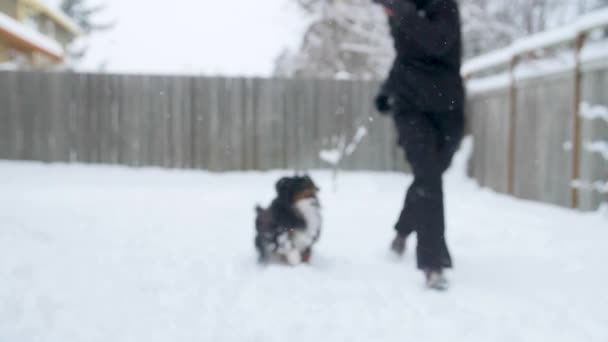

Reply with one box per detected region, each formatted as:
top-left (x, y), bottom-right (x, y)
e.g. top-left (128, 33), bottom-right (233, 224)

top-left (570, 32), bottom-right (586, 209)
top-left (507, 55), bottom-right (519, 195)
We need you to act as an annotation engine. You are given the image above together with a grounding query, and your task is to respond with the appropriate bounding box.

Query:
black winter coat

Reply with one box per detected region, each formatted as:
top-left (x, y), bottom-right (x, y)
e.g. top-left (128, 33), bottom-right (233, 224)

top-left (380, 0), bottom-right (464, 113)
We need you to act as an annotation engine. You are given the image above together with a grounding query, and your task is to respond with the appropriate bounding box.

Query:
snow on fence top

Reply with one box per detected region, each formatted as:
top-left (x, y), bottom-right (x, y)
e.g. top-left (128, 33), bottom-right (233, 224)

top-left (461, 7), bottom-right (608, 77)
top-left (0, 12), bottom-right (64, 60)
top-left (580, 102), bottom-right (608, 123)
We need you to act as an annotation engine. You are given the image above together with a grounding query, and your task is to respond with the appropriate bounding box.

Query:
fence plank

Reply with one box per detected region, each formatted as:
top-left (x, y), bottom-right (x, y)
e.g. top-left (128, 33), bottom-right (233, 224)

top-left (0, 72), bottom-right (16, 160)
top-left (192, 76), bottom-right (212, 170)
top-left (538, 77), bottom-right (573, 207)
top-left (579, 68), bottom-right (608, 210)
top-left (218, 77), bottom-right (245, 171)
top-left (315, 79), bottom-right (335, 170)
top-left (17, 72), bottom-right (36, 161)
top-left (0, 71), bottom-right (409, 175)
top-left (46, 72), bottom-right (68, 162)
top-left (254, 77), bottom-right (275, 170)
top-left (242, 78), bottom-right (257, 170)
top-left (206, 77), bottom-right (222, 171)
top-left (166, 75), bottom-right (191, 169)
top-left (283, 78), bottom-right (298, 171)
top-left (296, 78), bottom-right (318, 171)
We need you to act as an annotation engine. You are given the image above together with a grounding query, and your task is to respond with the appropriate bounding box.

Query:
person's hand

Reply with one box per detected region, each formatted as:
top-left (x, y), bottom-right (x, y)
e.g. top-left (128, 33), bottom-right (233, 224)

top-left (372, 0), bottom-right (416, 15)
top-left (371, 0), bottom-right (392, 6)
top-left (375, 93), bottom-right (392, 114)
top-left (372, 0), bottom-right (393, 16)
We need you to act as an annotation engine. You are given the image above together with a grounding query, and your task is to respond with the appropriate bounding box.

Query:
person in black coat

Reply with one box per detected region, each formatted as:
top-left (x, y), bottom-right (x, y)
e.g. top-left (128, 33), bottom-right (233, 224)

top-left (372, 0), bottom-right (465, 290)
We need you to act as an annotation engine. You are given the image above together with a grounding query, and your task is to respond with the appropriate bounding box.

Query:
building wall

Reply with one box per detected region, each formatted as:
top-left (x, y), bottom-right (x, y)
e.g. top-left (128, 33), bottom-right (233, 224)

top-left (31, 51), bottom-right (55, 68)
top-left (1, 0), bottom-right (76, 68)
top-left (0, 38), bottom-right (9, 62)
top-left (30, 12), bottom-right (75, 47)
top-left (17, 0), bottom-right (76, 48)
top-left (0, 0), bottom-right (18, 18)
top-left (0, 0), bottom-right (17, 63)
top-left (0, 36), bottom-right (32, 67)
top-left (54, 26), bottom-right (73, 46)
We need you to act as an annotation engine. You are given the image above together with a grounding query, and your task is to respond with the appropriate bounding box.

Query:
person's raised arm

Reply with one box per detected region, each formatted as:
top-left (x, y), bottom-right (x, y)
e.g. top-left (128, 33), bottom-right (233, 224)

top-left (373, 0), bottom-right (460, 58)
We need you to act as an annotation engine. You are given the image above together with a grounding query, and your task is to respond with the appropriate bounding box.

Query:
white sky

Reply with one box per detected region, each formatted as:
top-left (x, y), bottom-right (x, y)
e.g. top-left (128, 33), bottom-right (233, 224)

top-left (47, 0), bottom-right (306, 76)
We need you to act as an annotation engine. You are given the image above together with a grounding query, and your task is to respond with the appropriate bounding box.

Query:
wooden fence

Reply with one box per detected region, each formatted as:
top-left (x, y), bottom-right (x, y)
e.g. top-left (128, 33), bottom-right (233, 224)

top-left (467, 56), bottom-right (608, 212)
top-left (464, 8), bottom-right (608, 211)
top-left (0, 71), bottom-right (408, 172)
top-left (1, 66), bottom-right (606, 211)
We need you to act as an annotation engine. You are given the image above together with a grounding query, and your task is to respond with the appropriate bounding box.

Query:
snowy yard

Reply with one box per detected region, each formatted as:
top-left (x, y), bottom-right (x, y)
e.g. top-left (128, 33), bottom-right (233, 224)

top-left (1, 148), bottom-right (607, 342)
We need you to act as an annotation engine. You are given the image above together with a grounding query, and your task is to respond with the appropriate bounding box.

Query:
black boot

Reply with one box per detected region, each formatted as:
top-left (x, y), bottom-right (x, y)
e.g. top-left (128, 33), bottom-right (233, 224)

top-left (425, 269), bottom-right (448, 291)
top-left (390, 234), bottom-right (406, 257)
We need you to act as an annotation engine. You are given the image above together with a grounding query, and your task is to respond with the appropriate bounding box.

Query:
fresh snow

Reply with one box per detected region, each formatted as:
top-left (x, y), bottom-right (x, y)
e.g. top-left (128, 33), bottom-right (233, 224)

top-left (572, 179), bottom-right (608, 195)
top-left (581, 102), bottom-right (608, 122)
top-left (320, 126), bottom-right (369, 166)
top-left (344, 126), bottom-right (368, 156)
top-left (462, 7), bottom-right (608, 77)
top-left (467, 72), bottom-right (510, 95)
top-left (581, 38), bottom-right (608, 64)
top-left (584, 141), bottom-right (608, 160)
top-left (319, 148), bottom-right (342, 165)
top-left (1, 143), bottom-right (607, 342)
top-left (513, 53), bottom-right (576, 80)
top-left (466, 53), bottom-right (577, 95)
top-left (465, 39), bottom-right (608, 94)
top-left (0, 12), bottom-right (63, 58)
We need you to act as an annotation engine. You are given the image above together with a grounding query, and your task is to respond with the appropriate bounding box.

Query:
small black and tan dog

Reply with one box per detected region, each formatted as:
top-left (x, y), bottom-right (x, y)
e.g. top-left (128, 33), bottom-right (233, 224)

top-left (254, 175), bottom-right (322, 265)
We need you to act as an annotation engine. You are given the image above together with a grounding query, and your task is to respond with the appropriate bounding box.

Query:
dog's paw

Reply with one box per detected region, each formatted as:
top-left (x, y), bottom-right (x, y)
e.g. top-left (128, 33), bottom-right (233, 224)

top-left (301, 248), bottom-right (312, 263)
top-left (257, 255), bottom-right (270, 265)
top-left (284, 249), bottom-right (302, 265)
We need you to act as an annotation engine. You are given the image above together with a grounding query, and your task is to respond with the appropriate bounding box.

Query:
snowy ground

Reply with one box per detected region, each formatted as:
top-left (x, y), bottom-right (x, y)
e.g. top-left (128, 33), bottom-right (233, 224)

top-left (1, 148), bottom-right (607, 342)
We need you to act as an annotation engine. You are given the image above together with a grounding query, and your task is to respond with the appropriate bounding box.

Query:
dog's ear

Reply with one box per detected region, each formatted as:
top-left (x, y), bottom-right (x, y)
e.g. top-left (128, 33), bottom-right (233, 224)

top-left (275, 177), bottom-right (290, 194)
top-left (276, 177), bottom-right (294, 203)
top-left (275, 177), bottom-right (293, 201)
top-left (302, 175), bottom-right (320, 192)
top-left (255, 205), bottom-right (264, 214)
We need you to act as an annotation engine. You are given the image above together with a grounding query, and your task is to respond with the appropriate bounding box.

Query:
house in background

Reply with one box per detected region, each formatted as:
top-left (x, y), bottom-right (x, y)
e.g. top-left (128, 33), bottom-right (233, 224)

top-left (0, 0), bottom-right (81, 69)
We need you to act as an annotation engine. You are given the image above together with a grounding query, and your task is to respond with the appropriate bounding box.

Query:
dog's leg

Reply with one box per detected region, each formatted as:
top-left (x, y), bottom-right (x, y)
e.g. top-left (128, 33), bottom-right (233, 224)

top-left (255, 235), bottom-right (270, 264)
top-left (284, 248), bottom-right (302, 265)
top-left (275, 231), bottom-right (301, 265)
top-left (301, 248), bottom-right (312, 263)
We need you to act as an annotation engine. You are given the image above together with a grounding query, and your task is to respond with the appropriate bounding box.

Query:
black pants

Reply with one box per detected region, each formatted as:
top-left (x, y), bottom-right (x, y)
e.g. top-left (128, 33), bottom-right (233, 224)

top-left (393, 108), bottom-right (464, 271)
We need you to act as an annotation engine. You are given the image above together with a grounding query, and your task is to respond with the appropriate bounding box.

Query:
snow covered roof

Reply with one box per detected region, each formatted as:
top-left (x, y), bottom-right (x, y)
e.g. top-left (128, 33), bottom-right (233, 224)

top-left (24, 0), bottom-right (82, 35)
top-left (462, 7), bottom-right (608, 77)
top-left (0, 12), bottom-right (64, 60)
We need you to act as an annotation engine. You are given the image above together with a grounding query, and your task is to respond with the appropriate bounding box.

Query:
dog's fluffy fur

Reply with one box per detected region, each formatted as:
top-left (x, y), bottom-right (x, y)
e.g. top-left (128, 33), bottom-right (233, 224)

top-left (254, 175), bottom-right (322, 265)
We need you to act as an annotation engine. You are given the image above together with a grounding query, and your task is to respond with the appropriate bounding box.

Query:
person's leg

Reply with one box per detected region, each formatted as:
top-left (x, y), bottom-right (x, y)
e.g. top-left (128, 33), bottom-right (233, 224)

top-left (392, 111), bottom-right (448, 270)
top-left (414, 110), bottom-right (464, 271)
top-left (410, 165), bottom-right (450, 271)
top-left (432, 110), bottom-right (465, 174)
top-left (391, 111), bottom-right (425, 254)
top-left (390, 177), bottom-right (419, 256)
